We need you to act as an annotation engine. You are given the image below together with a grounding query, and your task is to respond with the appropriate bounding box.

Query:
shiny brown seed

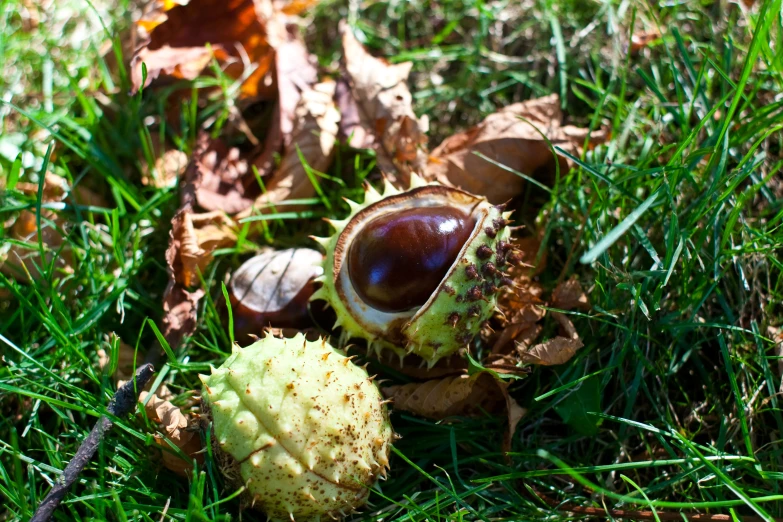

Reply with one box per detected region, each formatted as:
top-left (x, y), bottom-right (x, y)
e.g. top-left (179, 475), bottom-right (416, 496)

top-left (348, 206), bottom-right (476, 312)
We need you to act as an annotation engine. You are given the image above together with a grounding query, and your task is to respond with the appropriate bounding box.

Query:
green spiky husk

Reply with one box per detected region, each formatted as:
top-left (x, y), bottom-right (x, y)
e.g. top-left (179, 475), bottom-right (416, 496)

top-left (311, 175), bottom-right (513, 364)
top-left (201, 334), bottom-right (393, 521)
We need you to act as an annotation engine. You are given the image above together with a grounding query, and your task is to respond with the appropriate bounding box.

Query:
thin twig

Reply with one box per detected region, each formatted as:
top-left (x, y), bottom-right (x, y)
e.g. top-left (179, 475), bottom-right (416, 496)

top-left (30, 364), bottom-right (155, 522)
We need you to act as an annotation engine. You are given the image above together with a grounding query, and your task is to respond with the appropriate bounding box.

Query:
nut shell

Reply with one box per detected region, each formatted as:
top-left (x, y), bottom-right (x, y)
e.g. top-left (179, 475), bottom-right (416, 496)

top-left (201, 334), bottom-right (392, 520)
top-left (311, 175), bottom-right (512, 364)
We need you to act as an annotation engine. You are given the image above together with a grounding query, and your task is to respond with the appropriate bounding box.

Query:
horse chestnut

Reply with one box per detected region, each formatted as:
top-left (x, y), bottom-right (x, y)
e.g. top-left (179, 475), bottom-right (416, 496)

top-left (348, 207), bottom-right (475, 313)
top-left (311, 175), bottom-right (513, 364)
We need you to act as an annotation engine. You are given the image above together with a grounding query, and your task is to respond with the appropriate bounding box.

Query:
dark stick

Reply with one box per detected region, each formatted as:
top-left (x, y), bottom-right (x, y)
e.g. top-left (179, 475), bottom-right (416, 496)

top-left (30, 364), bottom-right (155, 522)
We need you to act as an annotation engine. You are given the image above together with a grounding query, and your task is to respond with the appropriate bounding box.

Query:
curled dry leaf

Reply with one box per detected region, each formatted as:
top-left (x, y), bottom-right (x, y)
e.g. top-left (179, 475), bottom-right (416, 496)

top-left (189, 135), bottom-right (255, 214)
top-left (131, 0), bottom-right (276, 100)
top-left (229, 247), bottom-right (324, 341)
top-left (168, 210), bottom-right (237, 288)
top-left (339, 23), bottom-right (428, 186)
top-left (248, 24), bottom-right (318, 184)
top-left (140, 391), bottom-right (204, 477)
top-left (157, 177), bottom-right (228, 361)
top-left (517, 312), bottom-right (583, 366)
top-left (237, 81), bottom-right (339, 220)
top-left (384, 372), bottom-right (524, 452)
top-left (426, 94), bottom-right (606, 204)
top-left (161, 284), bottom-right (206, 354)
top-left (552, 277), bottom-right (590, 311)
top-left (187, 30), bottom-right (318, 214)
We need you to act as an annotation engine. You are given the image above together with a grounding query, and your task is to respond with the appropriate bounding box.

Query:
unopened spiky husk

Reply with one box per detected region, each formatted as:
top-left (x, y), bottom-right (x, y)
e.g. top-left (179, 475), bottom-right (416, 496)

top-left (201, 334), bottom-right (393, 521)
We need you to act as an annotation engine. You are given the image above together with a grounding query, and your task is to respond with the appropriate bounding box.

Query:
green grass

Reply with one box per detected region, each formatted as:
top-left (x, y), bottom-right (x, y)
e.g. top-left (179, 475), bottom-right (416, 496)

top-left (2, 0), bottom-right (783, 520)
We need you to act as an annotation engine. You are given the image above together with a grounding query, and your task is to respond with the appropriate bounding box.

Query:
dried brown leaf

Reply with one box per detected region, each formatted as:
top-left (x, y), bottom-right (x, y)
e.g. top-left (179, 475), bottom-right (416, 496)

top-left (518, 336), bottom-right (582, 366)
top-left (384, 372), bottom-right (505, 418)
top-left (426, 94), bottom-right (606, 204)
top-left (187, 134), bottom-right (255, 214)
top-left (168, 210), bottom-right (237, 288)
top-left (552, 277), bottom-right (590, 311)
top-left (140, 391), bottom-right (204, 477)
top-left (186, 36), bottom-right (318, 214)
top-left (339, 23), bottom-right (428, 186)
top-left (518, 312), bottom-right (583, 366)
top-left (384, 372), bottom-right (524, 452)
top-left (131, 0), bottom-right (276, 100)
top-left (491, 273), bottom-right (545, 354)
top-left (161, 283), bottom-right (205, 353)
top-left (238, 81), bottom-right (339, 219)
top-left (630, 29), bottom-right (661, 53)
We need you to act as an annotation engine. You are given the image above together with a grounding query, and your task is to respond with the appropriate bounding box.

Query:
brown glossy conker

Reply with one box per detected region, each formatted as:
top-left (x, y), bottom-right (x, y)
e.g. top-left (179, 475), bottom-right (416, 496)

top-left (347, 206), bottom-right (475, 313)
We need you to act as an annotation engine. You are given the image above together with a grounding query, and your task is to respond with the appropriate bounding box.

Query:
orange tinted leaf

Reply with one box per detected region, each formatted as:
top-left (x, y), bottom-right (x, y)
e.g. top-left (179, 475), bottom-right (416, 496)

top-left (131, 0), bottom-right (274, 99)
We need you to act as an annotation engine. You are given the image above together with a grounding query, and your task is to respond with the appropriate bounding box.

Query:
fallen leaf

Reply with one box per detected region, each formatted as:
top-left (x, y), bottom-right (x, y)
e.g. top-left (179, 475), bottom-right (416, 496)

top-left (229, 247), bottom-right (323, 340)
top-left (189, 36), bottom-right (318, 214)
top-left (140, 391), bottom-right (204, 477)
top-left (156, 167), bottom-right (226, 361)
top-left (186, 134), bottom-right (256, 214)
top-left (518, 312), bottom-right (583, 366)
top-left (142, 145), bottom-right (188, 189)
top-left (339, 23), bottom-right (428, 186)
top-left (492, 276), bottom-right (546, 353)
top-left (131, 0), bottom-right (275, 100)
top-left (161, 283), bottom-right (206, 353)
top-left (168, 209), bottom-right (237, 288)
top-left (237, 81), bottom-right (339, 219)
top-left (384, 372), bottom-right (505, 418)
top-left (384, 372), bottom-right (524, 452)
top-left (426, 94), bottom-right (606, 204)
top-left (552, 277), bottom-right (590, 311)
top-left (248, 28), bottom-right (319, 185)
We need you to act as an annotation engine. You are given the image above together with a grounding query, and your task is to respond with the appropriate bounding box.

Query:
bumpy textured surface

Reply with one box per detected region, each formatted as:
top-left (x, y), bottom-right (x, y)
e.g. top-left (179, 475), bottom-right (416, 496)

top-left (201, 334), bottom-right (392, 521)
top-left (312, 175), bottom-right (512, 364)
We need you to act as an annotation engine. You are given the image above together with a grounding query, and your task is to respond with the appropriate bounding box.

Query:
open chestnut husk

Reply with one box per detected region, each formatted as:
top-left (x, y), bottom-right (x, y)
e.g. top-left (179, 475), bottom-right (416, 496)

top-left (311, 175), bottom-right (514, 364)
top-left (228, 248), bottom-right (323, 342)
